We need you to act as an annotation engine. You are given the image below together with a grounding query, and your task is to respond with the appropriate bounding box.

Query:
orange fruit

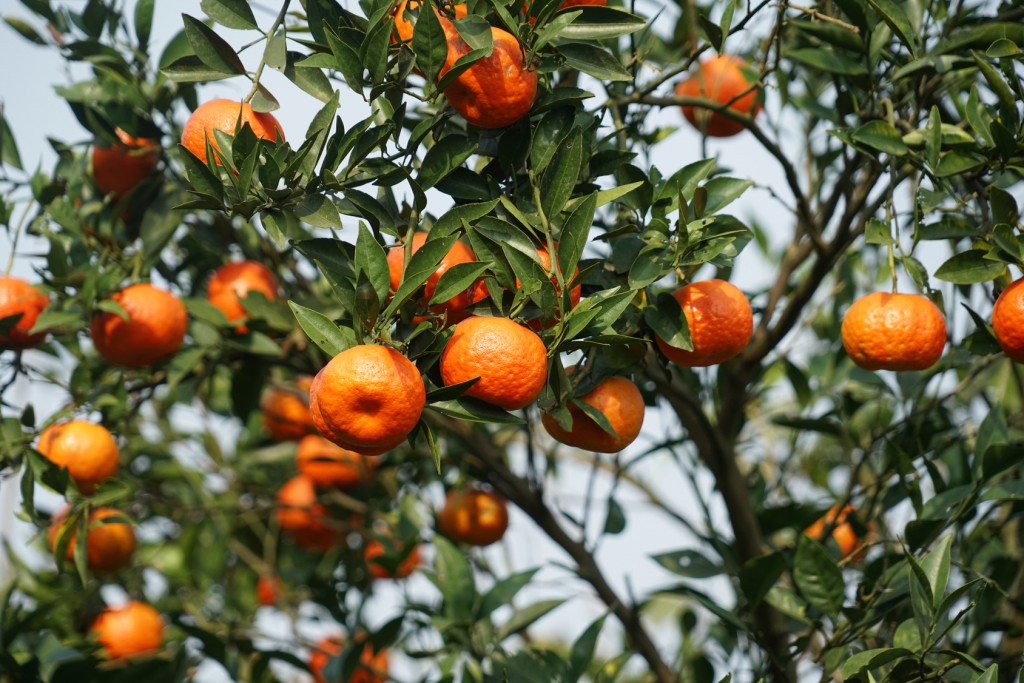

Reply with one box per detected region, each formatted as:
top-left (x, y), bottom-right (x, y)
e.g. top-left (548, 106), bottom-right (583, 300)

top-left (180, 99), bottom-right (285, 165)
top-left (91, 283), bottom-right (188, 367)
top-left (309, 635), bottom-right (389, 683)
top-left (387, 232), bottom-right (478, 324)
top-left (92, 128), bottom-right (159, 199)
top-left (36, 421), bottom-right (119, 495)
top-left (275, 475), bottom-right (339, 551)
top-left (540, 370), bottom-right (645, 453)
top-left (261, 376), bottom-right (316, 441)
top-left (89, 601), bottom-right (164, 660)
top-left (439, 316), bottom-right (548, 410)
top-left (256, 574), bottom-right (281, 606)
top-left (0, 276), bottom-right (49, 350)
top-left (675, 55), bottom-right (763, 137)
top-left (437, 487), bottom-right (509, 546)
top-left (207, 260), bottom-right (280, 333)
top-left (309, 345), bottom-right (426, 456)
top-left (48, 506), bottom-right (136, 573)
top-left (804, 504), bottom-right (871, 561)
top-left (655, 279), bottom-right (753, 367)
top-left (365, 537), bottom-right (421, 580)
top-left (296, 434), bottom-right (375, 489)
top-left (992, 277), bottom-right (1024, 363)
top-left (392, 0), bottom-right (467, 43)
top-left (439, 20), bottom-right (537, 129)
top-left (841, 292), bottom-right (946, 371)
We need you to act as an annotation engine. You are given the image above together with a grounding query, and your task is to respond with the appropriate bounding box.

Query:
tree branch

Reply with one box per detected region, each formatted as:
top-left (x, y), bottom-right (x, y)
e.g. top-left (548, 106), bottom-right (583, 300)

top-left (429, 414), bottom-right (678, 683)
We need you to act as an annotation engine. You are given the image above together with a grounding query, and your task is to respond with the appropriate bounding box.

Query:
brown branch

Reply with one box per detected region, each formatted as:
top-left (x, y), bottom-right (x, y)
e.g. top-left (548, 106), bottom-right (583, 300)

top-left (643, 358), bottom-right (795, 682)
top-left (428, 414), bottom-right (678, 683)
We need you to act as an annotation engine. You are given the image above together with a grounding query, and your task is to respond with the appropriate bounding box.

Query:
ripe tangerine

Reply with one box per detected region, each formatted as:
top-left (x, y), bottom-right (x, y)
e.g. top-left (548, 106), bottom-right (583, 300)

top-left (655, 279), bottom-right (753, 367)
top-left (540, 370), bottom-right (645, 453)
top-left (180, 99), bottom-right (285, 165)
top-left (207, 260), bottom-right (280, 333)
top-left (90, 601), bottom-right (164, 660)
top-left (36, 421), bottom-right (120, 495)
top-left (437, 487), bottom-right (509, 546)
top-left (309, 345), bottom-right (426, 456)
top-left (840, 292), bottom-right (946, 371)
top-left (91, 283), bottom-right (188, 368)
top-left (440, 316), bottom-right (549, 411)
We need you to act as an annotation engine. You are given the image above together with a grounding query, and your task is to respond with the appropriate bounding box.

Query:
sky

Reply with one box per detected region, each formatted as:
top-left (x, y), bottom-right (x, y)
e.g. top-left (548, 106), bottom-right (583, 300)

top-left (0, 1), bottom-right (813, 682)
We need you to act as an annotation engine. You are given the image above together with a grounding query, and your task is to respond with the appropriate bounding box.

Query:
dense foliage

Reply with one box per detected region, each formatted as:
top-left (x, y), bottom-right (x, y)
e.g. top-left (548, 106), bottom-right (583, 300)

top-left (2, 0), bottom-right (1024, 681)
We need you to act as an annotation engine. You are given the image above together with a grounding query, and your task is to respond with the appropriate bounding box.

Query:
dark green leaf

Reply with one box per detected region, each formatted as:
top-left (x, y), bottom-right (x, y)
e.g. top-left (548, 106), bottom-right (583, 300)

top-left (793, 535), bottom-right (844, 617)
top-left (287, 301), bottom-right (354, 356)
top-left (558, 43), bottom-right (632, 81)
top-left (182, 14), bottom-right (246, 75)
top-left (201, 0), bottom-right (258, 30)
top-left (934, 249), bottom-right (1005, 284)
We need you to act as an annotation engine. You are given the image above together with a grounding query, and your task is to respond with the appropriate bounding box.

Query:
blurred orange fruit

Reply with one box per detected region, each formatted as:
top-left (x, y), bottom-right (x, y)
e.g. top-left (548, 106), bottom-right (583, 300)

top-left (256, 574), bottom-right (281, 606)
top-left (36, 421), bottom-right (119, 495)
top-left (365, 537), bottom-right (421, 580)
top-left (48, 506), bottom-right (135, 573)
top-left (92, 128), bottom-right (159, 199)
top-left (392, 0), bottom-right (467, 43)
top-left (90, 601), bottom-right (164, 660)
top-left (804, 504), bottom-right (871, 561)
top-left (309, 635), bottom-right (389, 683)
top-left (296, 434), bottom-right (375, 489)
top-left (676, 55), bottom-right (763, 137)
top-left (261, 376), bottom-right (316, 442)
top-left (437, 487), bottom-right (509, 546)
top-left (207, 260), bottom-right (280, 333)
top-left (0, 276), bottom-right (49, 350)
top-left (275, 475), bottom-right (339, 551)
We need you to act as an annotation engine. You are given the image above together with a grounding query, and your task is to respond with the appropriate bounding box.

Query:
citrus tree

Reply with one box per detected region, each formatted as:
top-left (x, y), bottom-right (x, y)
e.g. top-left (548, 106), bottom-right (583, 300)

top-left (1, 0), bottom-right (1024, 681)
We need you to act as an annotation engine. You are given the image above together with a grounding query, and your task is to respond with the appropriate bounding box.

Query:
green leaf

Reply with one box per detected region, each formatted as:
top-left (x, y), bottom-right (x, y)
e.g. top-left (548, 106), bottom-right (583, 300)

top-left (497, 599), bottom-right (566, 640)
top-left (411, 0), bottom-right (448, 82)
top-left (530, 108), bottom-right (575, 175)
top-left (419, 134), bottom-right (477, 189)
top-left (787, 47), bottom-right (868, 75)
top-left (558, 43), bottom-right (632, 81)
top-left (295, 194), bottom-right (343, 229)
top-left (287, 301), bottom-right (354, 356)
top-left (644, 291), bottom-right (690, 350)
top-left (201, 0), bottom-right (258, 30)
top-left (602, 498), bottom-right (626, 535)
top-left (384, 232), bottom-right (459, 317)
top-left (840, 648), bottom-right (914, 678)
top-left (739, 552), bottom-right (787, 607)
top-left (652, 549), bottom-right (722, 578)
top-left (540, 128), bottom-right (583, 221)
top-left (135, 0), bottom-right (155, 49)
top-left (161, 55), bottom-right (236, 82)
top-left (479, 568), bottom-right (539, 618)
top-left (567, 615), bottom-right (607, 681)
top-left (285, 51), bottom-right (334, 102)
top-left (182, 14), bottom-right (246, 75)
top-left (920, 535), bottom-right (952, 608)
top-left (427, 398), bottom-right (526, 424)
top-left (355, 224), bottom-right (392, 307)
top-left (558, 193), bottom-right (596, 284)
top-left (433, 535), bottom-right (476, 620)
top-left (866, 0), bottom-right (918, 57)
top-left (628, 243), bottom-right (675, 289)
top-left (4, 17), bottom-right (46, 45)
top-left (556, 6), bottom-right (646, 40)
top-left (701, 177), bottom-right (754, 214)
top-left (934, 249), bottom-right (1005, 284)
top-left (0, 110), bottom-right (23, 170)
top-left (429, 261), bottom-right (489, 306)
top-left (972, 664), bottom-right (998, 683)
top-left (793, 535), bottom-right (844, 617)
top-left (851, 120), bottom-right (909, 155)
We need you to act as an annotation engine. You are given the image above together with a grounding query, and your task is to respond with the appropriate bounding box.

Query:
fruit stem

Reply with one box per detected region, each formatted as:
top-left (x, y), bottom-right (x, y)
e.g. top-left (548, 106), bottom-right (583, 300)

top-left (243, 0), bottom-right (293, 105)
